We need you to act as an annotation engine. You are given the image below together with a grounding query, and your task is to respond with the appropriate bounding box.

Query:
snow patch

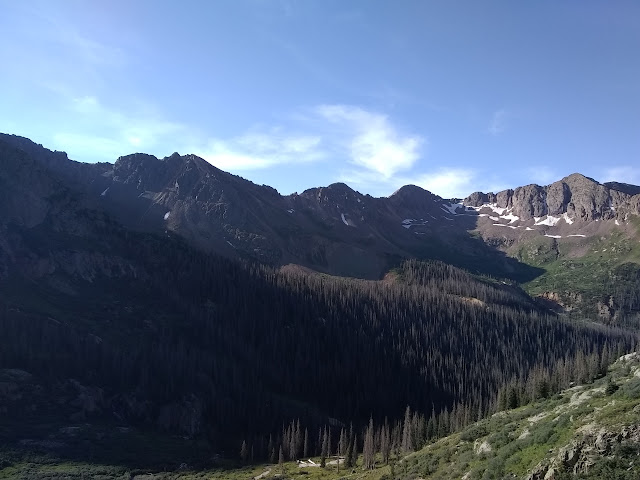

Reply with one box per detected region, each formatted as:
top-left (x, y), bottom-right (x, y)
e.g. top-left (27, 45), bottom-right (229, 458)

top-left (525, 227), bottom-right (534, 231)
top-left (341, 213), bottom-right (349, 226)
top-left (615, 219), bottom-right (620, 226)
top-left (164, 211), bottom-right (171, 220)
top-left (489, 216), bottom-right (499, 221)
top-left (562, 213), bottom-right (574, 225)
top-left (500, 213), bottom-right (519, 224)
top-left (535, 215), bottom-right (561, 226)
top-left (226, 241), bottom-right (235, 248)
top-left (468, 203), bottom-right (508, 215)
top-left (287, 209), bottom-right (294, 214)
top-left (100, 187), bottom-right (109, 197)
top-left (442, 202), bottom-right (463, 215)
top-left (567, 234), bottom-right (586, 237)
top-left (402, 218), bottom-right (428, 229)
top-left (544, 234), bottom-right (562, 239)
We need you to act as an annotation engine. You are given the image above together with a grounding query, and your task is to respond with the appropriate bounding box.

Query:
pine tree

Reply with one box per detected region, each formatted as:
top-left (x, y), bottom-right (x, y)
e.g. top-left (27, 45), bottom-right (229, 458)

top-left (240, 440), bottom-right (248, 463)
top-left (401, 405), bottom-right (413, 452)
top-left (380, 420), bottom-right (391, 464)
top-left (267, 435), bottom-right (274, 463)
top-left (344, 431), bottom-right (353, 468)
top-left (507, 385), bottom-right (519, 409)
top-left (278, 445), bottom-right (285, 474)
top-left (363, 417), bottom-right (375, 469)
top-left (295, 419), bottom-right (302, 459)
top-left (351, 436), bottom-right (358, 468)
top-left (320, 427), bottom-right (328, 468)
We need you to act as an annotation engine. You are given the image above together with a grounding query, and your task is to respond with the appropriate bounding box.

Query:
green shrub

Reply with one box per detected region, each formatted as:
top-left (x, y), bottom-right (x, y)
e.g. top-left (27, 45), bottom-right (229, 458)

top-left (532, 423), bottom-right (555, 444)
top-left (622, 378), bottom-right (640, 399)
top-left (460, 423), bottom-right (489, 442)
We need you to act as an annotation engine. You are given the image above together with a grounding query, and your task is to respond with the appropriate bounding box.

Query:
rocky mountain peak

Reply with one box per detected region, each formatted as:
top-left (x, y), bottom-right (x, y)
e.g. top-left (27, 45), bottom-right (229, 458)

top-left (464, 173), bottom-right (635, 221)
top-left (389, 185), bottom-right (440, 208)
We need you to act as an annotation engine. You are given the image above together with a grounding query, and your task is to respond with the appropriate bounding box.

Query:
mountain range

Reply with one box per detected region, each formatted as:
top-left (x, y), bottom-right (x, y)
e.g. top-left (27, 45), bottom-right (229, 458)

top-left (1, 133), bottom-right (639, 478)
top-left (2, 132), bottom-right (640, 317)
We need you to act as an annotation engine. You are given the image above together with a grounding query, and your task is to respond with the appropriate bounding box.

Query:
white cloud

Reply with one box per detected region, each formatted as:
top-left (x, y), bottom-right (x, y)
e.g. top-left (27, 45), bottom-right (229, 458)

top-left (192, 131), bottom-right (323, 170)
top-left (53, 95), bottom-right (325, 170)
top-left (339, 166), bottom-right (509, 199)
top-left (52, 132), bottom-right (126, 162)
top-left (316, 104), bottom-right (424, 179)
top-left (488, 109), bottom-right (508, 136)
top-left (52, 98), bottom-right (435, 195)
top-left (53, 96), bottom-right (184, 161)
top-left (407, 169), bottom-right (477, 199)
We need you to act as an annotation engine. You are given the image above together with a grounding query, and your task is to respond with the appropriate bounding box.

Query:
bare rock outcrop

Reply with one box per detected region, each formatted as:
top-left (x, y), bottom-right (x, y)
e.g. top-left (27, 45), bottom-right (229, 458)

top-left (525, 424), bottom-right (640, 479)
top-left (464, 173), bottom-right (636, 222)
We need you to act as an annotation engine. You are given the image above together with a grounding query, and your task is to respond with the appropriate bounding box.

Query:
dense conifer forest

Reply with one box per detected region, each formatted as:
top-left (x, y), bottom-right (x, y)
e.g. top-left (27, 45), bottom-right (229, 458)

top-left (1, 216), bottom-right (634, 462)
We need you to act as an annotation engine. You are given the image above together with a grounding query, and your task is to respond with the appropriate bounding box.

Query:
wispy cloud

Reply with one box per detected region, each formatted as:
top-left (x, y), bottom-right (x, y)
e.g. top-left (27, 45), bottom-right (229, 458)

top-left (1, 3), bottom-right (127, 95)
top-left (192, 130), bottom-right (323, 170)
top-left (54, 97), bottom-right (481, 198)
top-left (600, 166), bottom-right (640, 186)
top-left (488, 109), bottom-right (508, 136)
top-left (407, 169), bottom-right (477, 199)
top-left (316, 104), bottom-right (424, 179)
top-left (52, 96), bottom-right (183, 161)
top-left (54, 95), bottom-right (325, 170)
top-left (339, 165), bottom-right (509, 199)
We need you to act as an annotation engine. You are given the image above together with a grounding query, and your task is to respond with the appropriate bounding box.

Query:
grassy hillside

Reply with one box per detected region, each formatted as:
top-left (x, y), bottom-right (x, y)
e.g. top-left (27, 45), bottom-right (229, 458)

top-left (397, 351), bottom-right (640, 480)
top-left (511, 222), bottom-right (640, 323)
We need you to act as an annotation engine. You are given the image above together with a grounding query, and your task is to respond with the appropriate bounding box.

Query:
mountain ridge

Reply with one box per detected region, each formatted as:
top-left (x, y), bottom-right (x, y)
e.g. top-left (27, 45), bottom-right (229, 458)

top-left (2, 132), bottom-right (640, 320)
top-left (3, 132), bottom-right (638, 282)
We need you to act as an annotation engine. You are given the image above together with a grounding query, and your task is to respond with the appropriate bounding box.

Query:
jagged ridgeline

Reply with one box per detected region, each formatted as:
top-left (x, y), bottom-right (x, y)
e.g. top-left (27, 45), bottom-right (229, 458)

top-left (0, 206), bottom-right (633, 457)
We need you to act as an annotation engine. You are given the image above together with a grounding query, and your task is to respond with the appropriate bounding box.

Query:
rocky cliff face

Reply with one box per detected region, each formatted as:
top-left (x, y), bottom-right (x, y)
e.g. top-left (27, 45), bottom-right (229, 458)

top-left (464, 173), bottom-right (637, 221)
top-left (526, 423), bottom-right (640, 479)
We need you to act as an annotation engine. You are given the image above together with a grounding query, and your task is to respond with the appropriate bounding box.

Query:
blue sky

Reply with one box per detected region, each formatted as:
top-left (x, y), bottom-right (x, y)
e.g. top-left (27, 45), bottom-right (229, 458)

top-left (1, 1), bottom-right (639, 198)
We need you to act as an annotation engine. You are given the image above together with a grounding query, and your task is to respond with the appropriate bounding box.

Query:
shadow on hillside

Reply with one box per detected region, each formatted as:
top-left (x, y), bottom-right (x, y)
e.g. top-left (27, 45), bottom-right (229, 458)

top-left (2, 419), bottom-right (217, 473)
top-left (402, 212), bottom-right (546, 283)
